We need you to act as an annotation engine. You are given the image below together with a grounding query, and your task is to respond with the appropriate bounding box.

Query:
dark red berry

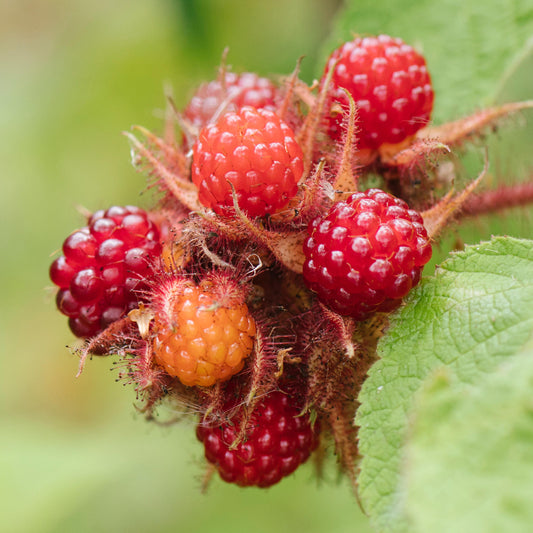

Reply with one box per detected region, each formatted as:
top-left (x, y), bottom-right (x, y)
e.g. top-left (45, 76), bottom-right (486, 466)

top-left (302, 189), bottom-right (432, 319)
top-left (196, 390), bottom-right (319, 488)
top-left (322, 35), bottom-right (434, 150)
top-left (50, 206), bottom-right (161, 338)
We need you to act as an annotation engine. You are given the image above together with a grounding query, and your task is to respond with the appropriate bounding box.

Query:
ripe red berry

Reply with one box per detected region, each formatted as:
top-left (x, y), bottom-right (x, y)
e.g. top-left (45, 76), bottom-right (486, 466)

top-left (50, 206), bottom-right (161, 338)
top-left (302, 189), bottom-right (432, 319)
top-left (184, 72), bottom-right (278, 131)
top-left (196, 390), bottom-right (319, 487)
top-left (322, 35), bottom-right (434, 150)
top-left (191, 106), bottom-right (304, 217)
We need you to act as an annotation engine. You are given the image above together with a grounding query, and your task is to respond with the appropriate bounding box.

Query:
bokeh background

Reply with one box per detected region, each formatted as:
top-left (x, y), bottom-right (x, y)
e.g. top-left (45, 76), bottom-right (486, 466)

top-left (2, 1), bottom-right (531, 532)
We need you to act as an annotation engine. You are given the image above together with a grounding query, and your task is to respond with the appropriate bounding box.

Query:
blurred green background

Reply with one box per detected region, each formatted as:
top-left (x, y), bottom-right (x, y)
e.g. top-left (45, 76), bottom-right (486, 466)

top-left (1, 1), bottom-right (372, 532)
top-left (2, 1), bottom-right (531, 532)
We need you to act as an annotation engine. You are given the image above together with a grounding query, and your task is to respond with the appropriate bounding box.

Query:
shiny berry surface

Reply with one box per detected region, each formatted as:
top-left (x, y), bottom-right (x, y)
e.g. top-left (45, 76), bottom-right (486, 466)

top-left (50, 206), bottom-right (161, 338)
top-left (191, 106), bottom-right (303, 218)
top-left (323, 35), bottom-right (434, 150)
top-left (184, 72), bottom-right (277, 131)
top-left (153, 282), bottom-right (256, 387)
top-left (302, 189), bottom-right (432, 319)
top-left (196, 391), bottom-right (319, 487)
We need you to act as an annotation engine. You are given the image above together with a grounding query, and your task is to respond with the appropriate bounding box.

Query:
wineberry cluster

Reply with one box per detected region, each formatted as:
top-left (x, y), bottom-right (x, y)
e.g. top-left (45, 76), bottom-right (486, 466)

top-left (51, 33), bottom-right (516, 490)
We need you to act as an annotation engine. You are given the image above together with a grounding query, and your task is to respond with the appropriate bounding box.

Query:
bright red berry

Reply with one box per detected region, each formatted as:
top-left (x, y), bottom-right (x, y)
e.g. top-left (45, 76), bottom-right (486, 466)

top-left (302, 189), bottom-right (432, 319)
top-left (184, 72), bottom-right (278, 131)
top-left (322, 35), bottom-right (434, 150)
top-left (191, 106), bottom-right (304, 217)
top-left (50, 206), bottom-right (161, 338)
top-left (196, 390), bottom-right (319, 487)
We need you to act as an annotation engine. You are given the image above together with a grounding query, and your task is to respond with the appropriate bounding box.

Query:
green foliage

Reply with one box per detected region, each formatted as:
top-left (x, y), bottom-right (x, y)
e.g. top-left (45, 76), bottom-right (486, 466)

top-left (325, 0), bottom-right (533, 123)
top-left (405, 340), bottom-right (533, 533)
top-left (355, 238), bottom-right (533, 532)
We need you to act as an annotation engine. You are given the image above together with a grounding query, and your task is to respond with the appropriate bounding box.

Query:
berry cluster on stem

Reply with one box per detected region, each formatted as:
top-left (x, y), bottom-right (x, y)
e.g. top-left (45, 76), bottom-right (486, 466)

top-left (49, 34), bottom-right (533, 490)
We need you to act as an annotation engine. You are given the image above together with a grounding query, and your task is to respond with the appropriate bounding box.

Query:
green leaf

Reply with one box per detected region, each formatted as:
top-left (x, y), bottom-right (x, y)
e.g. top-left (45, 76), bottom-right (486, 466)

top-left (355, 237), bottom-right (533, 532)
top-left (323, 0), bottom-right (533, 123)
top-left (405, 340), bottom-right (533, 533)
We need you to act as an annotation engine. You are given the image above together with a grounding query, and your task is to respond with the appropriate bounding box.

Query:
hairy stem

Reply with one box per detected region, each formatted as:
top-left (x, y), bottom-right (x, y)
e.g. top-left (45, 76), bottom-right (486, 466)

top-left (458, 181), bottom-right (533, 219)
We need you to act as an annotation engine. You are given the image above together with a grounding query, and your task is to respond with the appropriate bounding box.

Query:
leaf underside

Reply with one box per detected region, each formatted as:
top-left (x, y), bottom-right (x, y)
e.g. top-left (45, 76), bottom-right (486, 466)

top-left (405, 339), bottom-right (533, 533)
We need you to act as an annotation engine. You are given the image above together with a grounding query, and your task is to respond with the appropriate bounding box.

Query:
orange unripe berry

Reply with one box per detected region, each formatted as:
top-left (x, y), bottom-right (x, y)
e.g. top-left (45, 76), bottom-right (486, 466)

top-left (152, 280), bottom-right (256, 387)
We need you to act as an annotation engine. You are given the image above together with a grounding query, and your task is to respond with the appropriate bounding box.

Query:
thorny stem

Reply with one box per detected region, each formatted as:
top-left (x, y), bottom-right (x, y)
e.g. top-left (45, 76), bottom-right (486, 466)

top-left (422, 155), bottom-right (488, 241)
top-left (333, 89), bottom-right (359, 197)
top-left (419, 100), bottom-right (533, 145)
top-left (297, 58), bottom-right (337, 176)
top-left (458, 180), bottom-right (533, 219)
top-left (277, 57), bottom-right (304, 124)
top-left (201, 463), bottom-right (217, 494)
top-left (319, 303), bottom-right (356, 358)
top-left (124, 130), bottom-right (201, 212)
top-left (76, 316), bottom-right (132, 376)
top-left (245, 327), bottom-right (276, 406)
top-left (201, 382), bottom-right (225, 423)
top-left (328, 401), bottom-right (362, 508)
